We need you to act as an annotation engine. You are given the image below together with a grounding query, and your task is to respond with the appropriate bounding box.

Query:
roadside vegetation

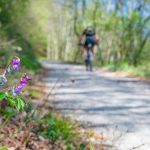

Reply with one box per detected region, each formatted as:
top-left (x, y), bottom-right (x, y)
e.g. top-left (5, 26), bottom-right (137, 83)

top-left (0, 0), bottom-right (150, 149)
top-left (0, 58), bottom-right (106, 150)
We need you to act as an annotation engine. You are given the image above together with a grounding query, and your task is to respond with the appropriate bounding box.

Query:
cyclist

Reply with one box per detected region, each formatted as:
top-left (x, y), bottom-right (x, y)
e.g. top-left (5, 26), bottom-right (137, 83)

top-left (79, 25), bottom-right (99, 71)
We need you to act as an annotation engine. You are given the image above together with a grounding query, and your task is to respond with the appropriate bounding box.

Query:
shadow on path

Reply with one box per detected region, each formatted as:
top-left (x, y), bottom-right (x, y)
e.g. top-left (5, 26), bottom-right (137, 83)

top-left (42, 62), bottom-right (150, 150)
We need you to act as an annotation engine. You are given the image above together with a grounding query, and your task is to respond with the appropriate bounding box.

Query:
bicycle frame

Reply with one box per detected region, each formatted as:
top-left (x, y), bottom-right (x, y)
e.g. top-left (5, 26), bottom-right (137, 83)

top-left (85, 44), bottom-right (93, 71)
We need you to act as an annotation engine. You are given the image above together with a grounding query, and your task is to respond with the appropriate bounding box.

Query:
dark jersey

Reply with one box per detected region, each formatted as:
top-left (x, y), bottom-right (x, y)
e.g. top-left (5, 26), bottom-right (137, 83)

top-left (83, 28), bottom-right (96, 47)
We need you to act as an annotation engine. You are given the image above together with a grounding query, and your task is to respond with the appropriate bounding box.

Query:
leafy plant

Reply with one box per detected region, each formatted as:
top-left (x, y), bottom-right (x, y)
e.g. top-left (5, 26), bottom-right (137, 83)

top-left (0, 57), bottom-right (31, 117)
top-left (37, 113), bottom-right (82, 149)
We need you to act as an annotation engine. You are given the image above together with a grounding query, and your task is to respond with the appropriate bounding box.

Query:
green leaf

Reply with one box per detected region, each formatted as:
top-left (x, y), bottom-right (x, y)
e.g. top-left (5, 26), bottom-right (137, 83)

top-left (90, 142), bottom-right (95, 150)
top-left (16, 98), bottom-right (21, 111)
top-left (7, 97), bottom-right (15, 106)
top-left (0, 147), bottom-right (8, 150)
top-left (16, 97), bottom-right (25, 111)
top-left (20, 98), bottom-right (25, 108)
top-left (0, 92), bottom-right (6, 100)
top-left (2, 107), bottom-right (17, 117)
top-left (80, 144), bottom-right (85, 150)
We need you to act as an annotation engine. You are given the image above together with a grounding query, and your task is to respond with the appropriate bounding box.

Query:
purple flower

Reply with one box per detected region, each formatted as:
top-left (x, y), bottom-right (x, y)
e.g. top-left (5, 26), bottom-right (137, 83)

top-left (13, 84), bottom-right (23, 96)
top-left (13, 74), bottom-right (31, 96)
top-left (20, 74), bottom-right (31, 87)
top-left (11, 57), bottom-right (20, 71)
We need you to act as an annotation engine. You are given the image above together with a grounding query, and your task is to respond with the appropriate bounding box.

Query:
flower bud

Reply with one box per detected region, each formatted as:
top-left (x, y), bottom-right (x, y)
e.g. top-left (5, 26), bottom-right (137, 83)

top-left (6, 67), bottom-right (12, 75)
top-left (12, 57), bottom-right (20, 71)
top-left (0, 75), bottom-right (7, 87)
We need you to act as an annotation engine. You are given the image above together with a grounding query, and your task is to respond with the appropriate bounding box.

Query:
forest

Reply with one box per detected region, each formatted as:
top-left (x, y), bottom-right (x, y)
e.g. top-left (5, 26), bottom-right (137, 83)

top-left (0, 0), bottom-right (150, 75)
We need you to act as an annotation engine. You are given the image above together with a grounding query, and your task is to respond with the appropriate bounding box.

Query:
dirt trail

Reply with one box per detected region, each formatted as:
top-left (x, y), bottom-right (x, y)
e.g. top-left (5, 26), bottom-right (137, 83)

top-left (42, 61), bottom-right (150, 150)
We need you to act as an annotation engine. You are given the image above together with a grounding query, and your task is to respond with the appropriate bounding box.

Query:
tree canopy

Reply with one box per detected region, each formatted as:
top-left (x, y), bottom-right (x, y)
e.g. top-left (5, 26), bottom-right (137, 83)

top-left (0, 0), bottom-right (150, 72)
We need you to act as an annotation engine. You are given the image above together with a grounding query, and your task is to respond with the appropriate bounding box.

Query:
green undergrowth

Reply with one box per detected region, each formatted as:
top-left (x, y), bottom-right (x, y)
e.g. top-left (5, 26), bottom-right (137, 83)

top-left (0, 147), bottom-right (8, 150)
top-left (35, 112), bottom-right (85, 150)
top-left (24, 81), bottom-right (86, 149)
top-left (99, 62), bottom-right (150, 78)
top-left (0, 32), bottom-right (41, 75)
top-left (66, 60), bottom-right (150, 78)
top-left (18, 38), bottom-right (41, 72)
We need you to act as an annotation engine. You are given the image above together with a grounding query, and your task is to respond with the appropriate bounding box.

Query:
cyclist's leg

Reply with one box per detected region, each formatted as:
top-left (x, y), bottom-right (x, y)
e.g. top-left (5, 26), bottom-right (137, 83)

top-left (85, 51), bottom-right (90, 71)
top-left (89, 46), bottom-right (95, 71)
top-left (89, 60), bottom-right (93, 71)
top-left (89, 54), bottom-right (93, 72)
top-left (85, 59), bottom-right (89, 71)
top-left (84, 49), bottom-right (89, 71)
top-left (88, 50), bottom-right (92, 71)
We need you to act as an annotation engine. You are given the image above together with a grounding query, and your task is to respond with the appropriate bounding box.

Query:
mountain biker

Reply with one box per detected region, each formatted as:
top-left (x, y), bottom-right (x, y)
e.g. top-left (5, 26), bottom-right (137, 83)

top-left (79, 25), bottom-right (99, 71)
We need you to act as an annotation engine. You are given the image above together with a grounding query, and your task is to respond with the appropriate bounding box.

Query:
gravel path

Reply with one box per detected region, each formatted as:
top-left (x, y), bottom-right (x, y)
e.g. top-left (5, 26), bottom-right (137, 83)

top-left (42, 61), bottom-right (150, 150)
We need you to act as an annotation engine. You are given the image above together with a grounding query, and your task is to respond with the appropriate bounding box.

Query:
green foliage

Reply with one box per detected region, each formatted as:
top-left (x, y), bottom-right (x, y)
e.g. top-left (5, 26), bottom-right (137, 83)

top-left (90, 142), bottom-right (95, 150)
top-left (59, 0), bottom-right (150, 72)
top-left (0, 92), bottom-right (6, 100)
top-left (38, 113), bottom-right (81, 149)
top-left (0, 0), bottom-right (41, 72)
top-left (0, 57), bottom-right (31, 119)
top-left (103, 61), bottom-right (150, 78)
top-left (1, 0), bottom-right (150, 75)
top-left (0, 92), bottom-right (25, 117)
top-left (17, 36), bottom-right (41, 71)
top-left (0, 147), bottom-right (8, 150)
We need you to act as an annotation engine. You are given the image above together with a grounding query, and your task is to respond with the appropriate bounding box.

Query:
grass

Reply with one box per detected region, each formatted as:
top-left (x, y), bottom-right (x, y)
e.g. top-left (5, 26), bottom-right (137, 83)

top-left (99, 62), bottom-right (150, 78)
top-left (23, 84), bottom-right (86, 149)
top-left (36, 112), bottom-right (83, 150)
top-left (127, 65), bottom-right (150, 78)
top-left (0, 147), bottom-right (8, 150)
top-left (27, 88), bottom-right (44, 99)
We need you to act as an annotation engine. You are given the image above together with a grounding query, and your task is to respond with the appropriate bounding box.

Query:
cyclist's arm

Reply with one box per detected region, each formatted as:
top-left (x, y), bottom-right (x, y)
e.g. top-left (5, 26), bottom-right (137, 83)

top-left (79, 31), bottom-right (85, 41)
top-left (79, 30), bottom-right (86, 54)
top-left (95, 34), bottom-right (100, 45)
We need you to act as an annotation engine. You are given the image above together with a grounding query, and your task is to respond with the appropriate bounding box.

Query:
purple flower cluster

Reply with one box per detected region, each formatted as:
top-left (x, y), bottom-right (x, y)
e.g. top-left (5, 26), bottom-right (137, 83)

top-left (13, 74), bottom-right (31, 96)
top-left (0, 57), bottom-right (31, 96)
top-left (0, 57), bottom-right (21, 88)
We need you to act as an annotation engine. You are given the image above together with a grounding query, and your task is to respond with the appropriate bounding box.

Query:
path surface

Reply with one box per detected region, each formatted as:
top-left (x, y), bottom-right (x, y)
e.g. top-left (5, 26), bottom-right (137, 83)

top-left (42, 61), bottom-right (150, 150)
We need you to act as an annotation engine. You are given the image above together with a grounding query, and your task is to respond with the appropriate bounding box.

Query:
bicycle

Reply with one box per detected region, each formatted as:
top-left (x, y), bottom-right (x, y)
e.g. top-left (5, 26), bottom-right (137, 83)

top-left (79, 43), bottom-right (93, 72)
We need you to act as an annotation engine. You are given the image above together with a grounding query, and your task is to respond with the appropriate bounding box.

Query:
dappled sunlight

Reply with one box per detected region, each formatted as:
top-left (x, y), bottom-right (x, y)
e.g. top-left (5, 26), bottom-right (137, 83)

top-left (43, 62), bottom-right (150, 149)
top-left (1, 0), bottom-right (150, 149)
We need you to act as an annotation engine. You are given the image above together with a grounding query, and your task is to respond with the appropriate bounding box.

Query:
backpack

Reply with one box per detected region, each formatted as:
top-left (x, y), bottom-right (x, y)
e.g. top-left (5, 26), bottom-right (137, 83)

top-left (84, 26), bottom-right (97, 47)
